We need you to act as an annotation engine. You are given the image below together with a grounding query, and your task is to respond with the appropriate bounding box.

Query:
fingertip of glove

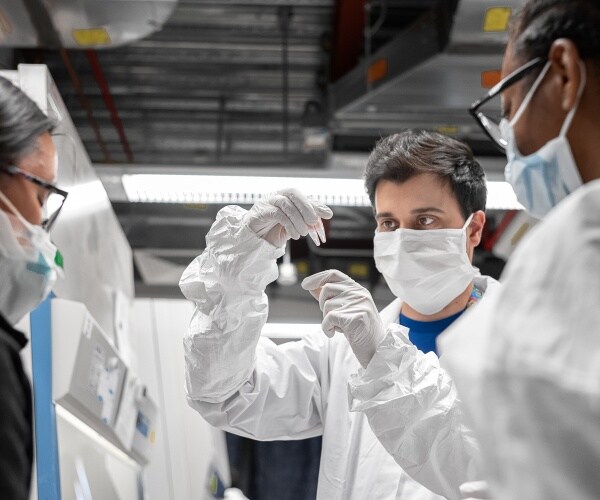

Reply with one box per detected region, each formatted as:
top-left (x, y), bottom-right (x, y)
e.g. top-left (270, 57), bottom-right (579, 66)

top-left (310, 199), bottom-right (333, 216)
top-left (323, 326), bottom-right (336, 338)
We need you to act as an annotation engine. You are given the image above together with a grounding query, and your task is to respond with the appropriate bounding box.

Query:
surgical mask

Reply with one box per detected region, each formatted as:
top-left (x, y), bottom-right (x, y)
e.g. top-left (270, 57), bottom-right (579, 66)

top-left (0, 190), bottom-right (63, 325)
top-left (373, 215), bottom-right (477, 315)
top-left (501, 61), bottom-right (586, 219)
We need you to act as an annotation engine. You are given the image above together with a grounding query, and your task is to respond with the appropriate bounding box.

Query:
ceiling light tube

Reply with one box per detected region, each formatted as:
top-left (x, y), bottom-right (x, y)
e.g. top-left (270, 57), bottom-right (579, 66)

top-left (121, 174), bottom-right (523, 210)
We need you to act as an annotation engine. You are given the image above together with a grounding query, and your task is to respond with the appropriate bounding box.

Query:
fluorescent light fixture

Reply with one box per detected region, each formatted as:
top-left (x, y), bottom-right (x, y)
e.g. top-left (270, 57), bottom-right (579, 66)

top-left (122, 174), bottom-right (368, 206)
top-left (122, 174), bottom-right (523, 210)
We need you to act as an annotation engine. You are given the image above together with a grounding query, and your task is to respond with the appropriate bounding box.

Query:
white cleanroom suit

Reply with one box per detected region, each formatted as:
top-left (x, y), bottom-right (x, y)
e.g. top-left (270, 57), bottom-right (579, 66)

top-left (180, 204), bottom-right (451, 500)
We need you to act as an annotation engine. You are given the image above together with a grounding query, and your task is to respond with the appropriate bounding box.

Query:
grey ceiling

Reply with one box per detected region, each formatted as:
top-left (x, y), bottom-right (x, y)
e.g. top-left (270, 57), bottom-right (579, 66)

top-left (7, 0), bottom-right (514, 295)
top-left (27, 0), bottom-right (337, 166)
top-left (15, 0), bottom-right (449, 166)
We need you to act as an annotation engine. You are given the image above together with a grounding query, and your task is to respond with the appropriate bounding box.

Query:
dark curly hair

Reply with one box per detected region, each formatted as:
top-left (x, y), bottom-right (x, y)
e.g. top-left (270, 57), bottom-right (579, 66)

top-left (364, 130), bottom-right (487, 219)
top-left (510, 0), bottom-right (600, 79)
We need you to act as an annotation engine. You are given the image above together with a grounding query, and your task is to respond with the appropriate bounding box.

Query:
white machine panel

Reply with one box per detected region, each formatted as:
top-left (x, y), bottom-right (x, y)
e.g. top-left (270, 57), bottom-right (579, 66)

top-left (51, 298), bottom-right (157, 464)
top-left (56, 407), bottom-right (142, 500)
top-left (52, 299), bottom-right (127, 444)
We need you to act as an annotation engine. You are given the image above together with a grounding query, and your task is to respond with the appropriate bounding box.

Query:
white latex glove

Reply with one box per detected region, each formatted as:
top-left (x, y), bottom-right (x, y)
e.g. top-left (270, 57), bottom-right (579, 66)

top-left (244, 188), bottom-right (333, 248)
top-left (459, 480), bottom-right (493, 499)
top-left (301, 269), bottom-right (386, 368)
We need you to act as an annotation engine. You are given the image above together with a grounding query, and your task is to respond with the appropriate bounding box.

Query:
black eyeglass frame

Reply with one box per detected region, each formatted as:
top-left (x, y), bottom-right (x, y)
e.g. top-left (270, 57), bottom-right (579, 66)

top-left (0, 165), bottom-right (69, 231)
top-left (469, 56), bottom-right (547, 151)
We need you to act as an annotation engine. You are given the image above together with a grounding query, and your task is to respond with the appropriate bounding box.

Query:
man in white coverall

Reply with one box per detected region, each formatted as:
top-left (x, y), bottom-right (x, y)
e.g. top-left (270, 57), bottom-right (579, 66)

top-left (350, 2), bottom-right (600, 500)
top-left (180, 130), bottom-right (496, 500)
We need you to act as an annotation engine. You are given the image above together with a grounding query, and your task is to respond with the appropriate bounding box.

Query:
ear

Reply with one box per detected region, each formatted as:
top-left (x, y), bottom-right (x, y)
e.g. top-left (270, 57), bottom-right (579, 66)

top-left (468, 210), bottom-right (486, 248)
top-left (548, 39), bottom-right (583, 112)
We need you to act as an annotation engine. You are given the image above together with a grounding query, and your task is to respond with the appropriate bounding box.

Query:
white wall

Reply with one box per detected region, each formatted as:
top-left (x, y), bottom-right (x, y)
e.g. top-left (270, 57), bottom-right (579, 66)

top-left (130, 299), bottom-right (230, 500)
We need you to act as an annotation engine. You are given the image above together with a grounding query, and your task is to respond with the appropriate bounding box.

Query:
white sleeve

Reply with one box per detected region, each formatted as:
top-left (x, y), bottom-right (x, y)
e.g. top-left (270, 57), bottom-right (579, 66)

top-left (179, 205), bottom-right (328, 440)
top-left (348, 324), bottom-right (481, 500)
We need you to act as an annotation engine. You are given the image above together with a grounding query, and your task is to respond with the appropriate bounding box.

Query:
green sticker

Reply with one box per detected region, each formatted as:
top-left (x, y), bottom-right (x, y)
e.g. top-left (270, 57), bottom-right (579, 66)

top-left (54, 249), bottom-right (64, 269)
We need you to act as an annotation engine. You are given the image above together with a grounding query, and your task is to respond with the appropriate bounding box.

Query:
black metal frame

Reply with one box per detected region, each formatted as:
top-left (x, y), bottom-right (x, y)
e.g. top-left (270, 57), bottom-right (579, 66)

top-left (469, 56), bottom-right (547, 151)
top-left (0, 165), bottom-right (68, 231)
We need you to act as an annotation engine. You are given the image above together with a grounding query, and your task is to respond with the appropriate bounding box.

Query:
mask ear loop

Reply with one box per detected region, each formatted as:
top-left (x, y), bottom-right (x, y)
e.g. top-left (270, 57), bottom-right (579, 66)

top-left (0, 189), bottom-right (36, 233)
top-left (462, 213), bottom-right (475, 230)
top-left (559, 61), bottom-right (587, 137)
top-left (462, 213), bottom-right (476, 253)
top-left (510, 62), bottom-right (551, 127)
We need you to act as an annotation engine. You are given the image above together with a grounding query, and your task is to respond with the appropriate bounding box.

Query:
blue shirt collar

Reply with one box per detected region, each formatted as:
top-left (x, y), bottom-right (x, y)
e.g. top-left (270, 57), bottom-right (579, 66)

top-left (399, 310), bottom-right (464, 355)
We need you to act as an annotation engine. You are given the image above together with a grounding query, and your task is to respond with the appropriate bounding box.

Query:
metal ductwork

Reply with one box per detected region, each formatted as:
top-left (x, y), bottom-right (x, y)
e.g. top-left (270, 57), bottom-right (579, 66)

top-left (331, 0), bottom-right (521, 154)
top-left (0, 0), bottom-right (178, 49)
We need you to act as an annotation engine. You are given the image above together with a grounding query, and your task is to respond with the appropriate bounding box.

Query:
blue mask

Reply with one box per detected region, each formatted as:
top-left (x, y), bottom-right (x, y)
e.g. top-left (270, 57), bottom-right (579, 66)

top-left (501, 61), bottom-right (586, 219)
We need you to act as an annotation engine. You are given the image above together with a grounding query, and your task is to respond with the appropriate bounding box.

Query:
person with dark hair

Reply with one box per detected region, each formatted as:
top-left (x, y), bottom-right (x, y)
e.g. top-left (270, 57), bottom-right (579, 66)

top-left (299, 130), bottom-right (495, 500)
top-left (0, 76), bottom-right (66, 499)
top-left (435, 1), bottom-right (600, 499)
top-left (180, 129), bottom-right (496, 500)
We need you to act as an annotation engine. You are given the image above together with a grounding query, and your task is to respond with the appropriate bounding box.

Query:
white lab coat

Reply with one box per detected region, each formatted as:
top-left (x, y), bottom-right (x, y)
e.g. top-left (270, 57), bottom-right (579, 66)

top-left (348, 275), bottom-right (500, 500)
top-left (180, 205), bottom-right (445, 500)
top-left (438, 179), bottom-right (600, 500)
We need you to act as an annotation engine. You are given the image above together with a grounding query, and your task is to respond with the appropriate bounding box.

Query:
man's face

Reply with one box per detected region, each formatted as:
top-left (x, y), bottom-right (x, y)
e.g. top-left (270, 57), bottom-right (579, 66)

top-left (0, 132), bottom-right (57, 226)
top-left (500, 43), bottom-right (566, 156)
top-left (374, 174), bottom-right (484, 260)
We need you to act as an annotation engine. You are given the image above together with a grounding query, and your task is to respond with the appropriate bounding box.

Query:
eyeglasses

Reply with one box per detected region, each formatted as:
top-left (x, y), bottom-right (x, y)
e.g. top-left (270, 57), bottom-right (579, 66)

top-left (469, 57), bottom-right (547, 152)
top-left (1, 165), bottom-right (69, 231)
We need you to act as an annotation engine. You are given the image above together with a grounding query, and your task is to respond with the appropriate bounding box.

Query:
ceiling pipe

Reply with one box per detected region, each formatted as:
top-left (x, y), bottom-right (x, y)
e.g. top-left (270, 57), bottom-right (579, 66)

top-left (278, 6), bottom-right (293, 161)
top-left (59, 49), bottom-right (112, 163)
top-left (85, 49), bottom-right (134, 163)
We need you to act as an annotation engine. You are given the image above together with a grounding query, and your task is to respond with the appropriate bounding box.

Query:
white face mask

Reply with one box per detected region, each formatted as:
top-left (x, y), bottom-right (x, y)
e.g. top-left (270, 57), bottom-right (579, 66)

top-left (501, 61), bottom-right (586, 219)
top-left (373, 215), bottom-right (477, 315)
top-left (0, 190), bottom-right (63, 325)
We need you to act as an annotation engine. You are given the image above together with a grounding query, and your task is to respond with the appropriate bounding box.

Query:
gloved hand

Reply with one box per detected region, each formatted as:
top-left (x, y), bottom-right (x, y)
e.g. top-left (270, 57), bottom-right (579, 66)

top-left (244, 188), bottom-right (333, 248)
top-left (459, 480), bottom-right (493, 499)
top-left (301, 269), bottom-right (386, 368)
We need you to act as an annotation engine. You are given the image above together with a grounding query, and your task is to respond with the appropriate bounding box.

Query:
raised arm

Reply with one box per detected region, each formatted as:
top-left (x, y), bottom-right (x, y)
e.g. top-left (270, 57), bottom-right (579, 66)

top-left (180, 190), bottom-right (333, 439)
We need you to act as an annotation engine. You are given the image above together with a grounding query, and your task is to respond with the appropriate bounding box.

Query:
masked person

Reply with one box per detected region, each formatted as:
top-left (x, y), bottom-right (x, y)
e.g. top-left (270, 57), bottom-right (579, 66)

top-left (180, 129), bottom-right (495, 500)
top-left (0, 77), bottom-right (65, 500)
top-left (435, 1), bottom-right (600, 499)
top-left (305, 131), bottom-right (498, 500)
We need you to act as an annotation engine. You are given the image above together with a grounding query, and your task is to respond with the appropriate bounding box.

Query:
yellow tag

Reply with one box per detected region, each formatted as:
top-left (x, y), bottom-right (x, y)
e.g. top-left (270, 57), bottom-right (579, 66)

top-left (348, 263), bottom-right (369, 279)
top-left (436, 125), bottom-right (458, 136)
top-left (483, 7), bottom-right (512, 32)
top-left (209, 475), bottom-right (217, 494)
top-left (72, 28), bottom-right (111, 47)
top-left (296, 260), bottom-right (309, 275)
top-left (150, 431), bottom-right (156, 444)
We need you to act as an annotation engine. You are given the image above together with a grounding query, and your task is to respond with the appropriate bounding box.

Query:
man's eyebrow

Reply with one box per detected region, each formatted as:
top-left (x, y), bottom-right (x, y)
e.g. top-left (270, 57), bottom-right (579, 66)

top-left (375, 207), bottom-right (446, 219)
top-left (375, 211), bottom-right (396, 220)
top-left (410, 207), bottom-right (445, 215)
